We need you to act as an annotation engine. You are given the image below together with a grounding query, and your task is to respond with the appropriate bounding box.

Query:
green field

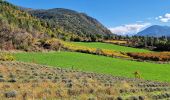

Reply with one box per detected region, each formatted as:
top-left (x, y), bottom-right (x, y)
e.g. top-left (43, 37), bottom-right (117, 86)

top-left (72, 42), bottom-right (151, 52)
top-left (15, 51), bottom-right (170, 82)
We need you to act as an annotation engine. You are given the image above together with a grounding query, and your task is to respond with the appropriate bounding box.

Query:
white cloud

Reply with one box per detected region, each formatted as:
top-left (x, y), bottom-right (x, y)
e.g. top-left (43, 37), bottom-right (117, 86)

top-left (156, 13), bottom-right (170, 23)
top-left (109, 23), bottom-right (151, 35)
top-left (136, 21), bottom-right (143, 23)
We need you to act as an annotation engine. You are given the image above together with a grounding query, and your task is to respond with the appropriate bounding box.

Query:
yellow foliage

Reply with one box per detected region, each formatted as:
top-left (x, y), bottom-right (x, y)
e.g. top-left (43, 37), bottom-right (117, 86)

top-left (45, 38), bottom-right (59, 44)
top-left (62, 41), bottom-right (129, 58)
top-left (0, 52), bottom-right (15, 61)
top-left (104, 40), bottom-right (127, 44)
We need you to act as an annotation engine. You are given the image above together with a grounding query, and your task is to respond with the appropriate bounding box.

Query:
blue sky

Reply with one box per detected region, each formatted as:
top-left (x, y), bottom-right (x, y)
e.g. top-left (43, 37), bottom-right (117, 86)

top-left (6, 0), bottom-right (170, 35)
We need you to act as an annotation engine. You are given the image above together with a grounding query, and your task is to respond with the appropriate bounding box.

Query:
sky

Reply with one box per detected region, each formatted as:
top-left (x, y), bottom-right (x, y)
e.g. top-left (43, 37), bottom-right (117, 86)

top-left (6, 0), bottom-right (170, 35)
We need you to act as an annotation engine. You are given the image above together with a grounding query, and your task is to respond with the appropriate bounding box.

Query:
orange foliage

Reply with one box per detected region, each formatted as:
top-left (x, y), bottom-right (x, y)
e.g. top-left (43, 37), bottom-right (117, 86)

top-left (127, 52), bottom-right (170, 61)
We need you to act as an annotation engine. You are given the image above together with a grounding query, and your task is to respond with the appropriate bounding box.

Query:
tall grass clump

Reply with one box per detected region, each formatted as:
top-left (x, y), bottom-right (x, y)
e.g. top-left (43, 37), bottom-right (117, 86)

top-left (0, 52), bottom-right (15, 61)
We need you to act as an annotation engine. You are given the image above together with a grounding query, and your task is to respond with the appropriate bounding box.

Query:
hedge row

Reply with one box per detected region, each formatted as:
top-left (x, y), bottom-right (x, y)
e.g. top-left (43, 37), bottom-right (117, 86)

top-left (127, 52), bottom-right (170, 61)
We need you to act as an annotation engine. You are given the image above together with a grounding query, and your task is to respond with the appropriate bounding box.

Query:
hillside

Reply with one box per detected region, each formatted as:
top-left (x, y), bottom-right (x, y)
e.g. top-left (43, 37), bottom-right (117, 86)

top-left (0, 61), bottom-right (170, 99)
top-left (0, 0), bottom-right (55, 50)
top-left (1, 0), bottom-right (170, 99)
top-left (27, 8), bottom-right (113, 41)
top-left (15, 51), bottom-right (170, 82)
top-left (137, 25), bottom-right (170, 37)
top-left (0, 0), bottom-right (55, 35)
top-left (71, 42), bottom-right (150, 53)
top-left (0, 0), bottom-right (114, 52)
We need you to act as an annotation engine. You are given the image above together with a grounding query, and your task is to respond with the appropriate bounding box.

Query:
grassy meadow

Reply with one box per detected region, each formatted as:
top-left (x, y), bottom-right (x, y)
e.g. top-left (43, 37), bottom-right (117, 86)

top-left (71, 42), bottom-right (151, 52)
top-left (15, 51), bottom-right (170, 82)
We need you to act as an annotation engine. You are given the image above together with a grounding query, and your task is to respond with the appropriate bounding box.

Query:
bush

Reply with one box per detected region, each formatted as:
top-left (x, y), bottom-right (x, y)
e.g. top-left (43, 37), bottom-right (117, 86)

top-left (0, 52), bottom-right (15, 61)
top-left (95, 48), bottom-right (103, 55)
top-left (4, 90), bottom-right (17, 98)
top-left (127, 52), bottom-right (170, 62)
top-left (43, 39), bottom-right (63, 51)
top-left (133, 71), bottom-right (142, 79)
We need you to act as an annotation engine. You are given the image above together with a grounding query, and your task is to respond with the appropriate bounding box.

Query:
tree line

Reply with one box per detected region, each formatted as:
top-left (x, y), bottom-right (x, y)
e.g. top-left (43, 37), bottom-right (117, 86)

top-left (112, 35), bottom-right (170, 51)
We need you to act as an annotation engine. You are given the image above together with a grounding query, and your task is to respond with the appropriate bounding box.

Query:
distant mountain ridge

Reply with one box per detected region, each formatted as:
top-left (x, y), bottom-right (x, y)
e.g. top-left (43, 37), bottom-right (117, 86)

top-left (26, 8), bottom-right (112, 40)
top-left (137, 25), bottom-right (170, 37)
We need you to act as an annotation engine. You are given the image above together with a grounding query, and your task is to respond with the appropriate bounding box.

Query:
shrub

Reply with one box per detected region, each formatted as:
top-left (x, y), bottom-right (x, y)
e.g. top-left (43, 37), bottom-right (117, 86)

top-left (95, 48), bottom-right (103, 55)
top-left (133, 71), bottom-right (142, 79)
top-left (127, 52), bottom-right (170, 62)
top-left (43, 38), bottom-right (63, 51)
top-left (0, 78), bottom-right (5, 82)
top-left (0, 52), bottom-right (15, 61)
top-left (8, 78), bottom-right (17, 83)
top-left (4, 90), bottom-right (17, 98)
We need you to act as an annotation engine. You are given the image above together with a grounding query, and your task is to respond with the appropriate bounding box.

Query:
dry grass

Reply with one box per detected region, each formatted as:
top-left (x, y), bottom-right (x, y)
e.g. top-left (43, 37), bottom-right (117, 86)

top-left (0, 61), bottom-right (170, 99)
top-left (104, 40), bottom-right (128, 44)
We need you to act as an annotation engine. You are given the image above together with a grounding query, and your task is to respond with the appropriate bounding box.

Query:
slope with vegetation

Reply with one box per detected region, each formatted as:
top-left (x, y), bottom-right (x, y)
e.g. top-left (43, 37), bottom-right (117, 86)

top-left (62, 41), bottom-right (129, 58)
top-left (0, 0), bottom-right (116, 52)
top-left (0, 0), bottom-right (56, 51)
top-left (15, 51), bottom-right (170, 82)
top-left (27, 8), bottom-right (113, 41)
top-left (0, 61), bottom-right (170, 99)
top-left (71, 42), bottom-right (150, 53)
top-left (1, 0), bottom-right (170, 99)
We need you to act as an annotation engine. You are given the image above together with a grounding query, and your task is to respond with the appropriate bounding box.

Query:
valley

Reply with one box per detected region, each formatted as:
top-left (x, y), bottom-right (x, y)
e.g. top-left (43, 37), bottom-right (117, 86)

top-left (1, 0), bottom-right (170, 99)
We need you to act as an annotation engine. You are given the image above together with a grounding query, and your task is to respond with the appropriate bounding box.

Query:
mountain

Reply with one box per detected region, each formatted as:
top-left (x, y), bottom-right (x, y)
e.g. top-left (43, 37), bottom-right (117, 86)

top-left (0, 0), bottom-right (113, 51)
top-left (137, 25), bottom-right (170, 37)
top-left (26, 8), bottom-right (112, 41)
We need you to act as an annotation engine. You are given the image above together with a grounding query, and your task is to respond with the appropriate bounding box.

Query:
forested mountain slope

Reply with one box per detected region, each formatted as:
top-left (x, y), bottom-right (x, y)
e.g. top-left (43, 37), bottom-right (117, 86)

top-left (28, 8), bottom-right (113, 41)
top-left (0, 0), bottom-right (54, 50)
top-left (0, 0), bottom-right (113, 51)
